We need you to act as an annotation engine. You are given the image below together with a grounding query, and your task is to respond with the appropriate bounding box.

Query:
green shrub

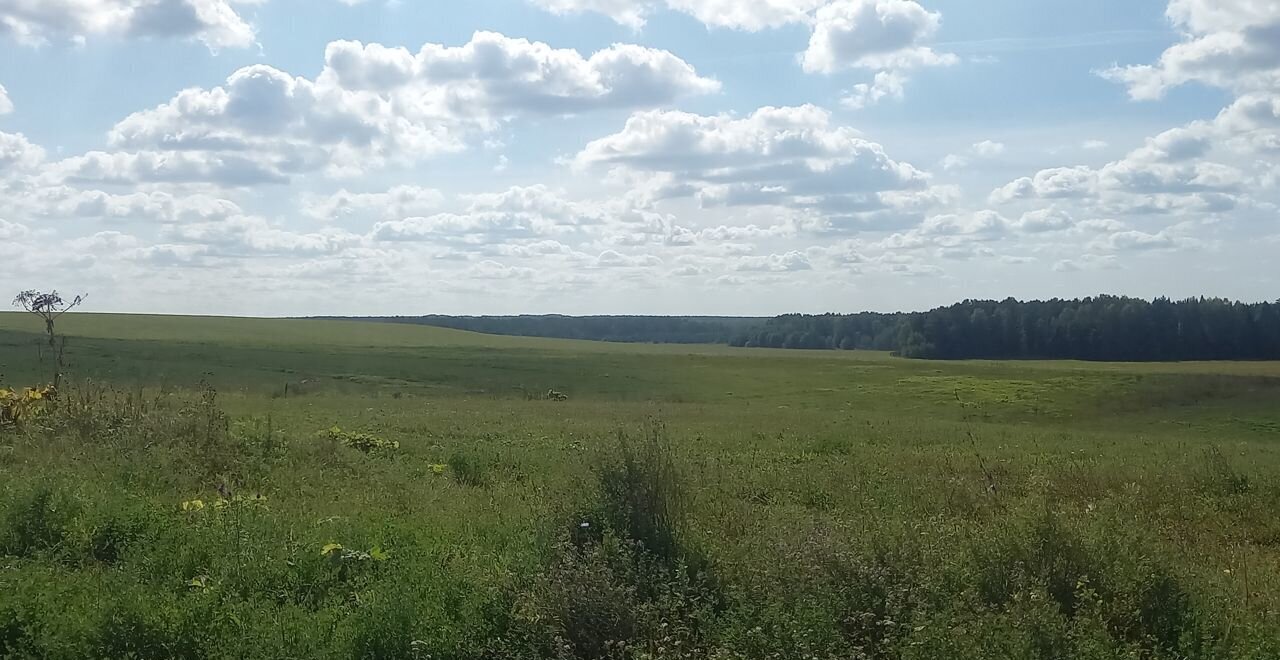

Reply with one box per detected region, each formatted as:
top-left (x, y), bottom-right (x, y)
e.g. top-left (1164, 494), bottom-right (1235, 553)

top-left (501, 536), bottom-right (719, 660)
top-left (0, 487), bottom-right (73, 558)
top-left (324, 426), bottom-right (399, 454)
top-left (597, 427), bottom-right (685, 564)
top-left (448, 451), bottom-right (489, 487)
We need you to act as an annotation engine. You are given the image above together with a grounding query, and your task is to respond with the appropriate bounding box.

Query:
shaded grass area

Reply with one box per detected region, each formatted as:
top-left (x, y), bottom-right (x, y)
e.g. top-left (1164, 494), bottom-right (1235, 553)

top-left (1, 314), bottom-right (1280, 658)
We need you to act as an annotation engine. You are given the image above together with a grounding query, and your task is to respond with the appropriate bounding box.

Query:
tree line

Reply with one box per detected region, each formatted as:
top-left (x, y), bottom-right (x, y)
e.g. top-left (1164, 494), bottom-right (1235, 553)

top-left (334, 315), bottom-right (761, 344)
top-left (729, 296), bottom-right (1280, 361)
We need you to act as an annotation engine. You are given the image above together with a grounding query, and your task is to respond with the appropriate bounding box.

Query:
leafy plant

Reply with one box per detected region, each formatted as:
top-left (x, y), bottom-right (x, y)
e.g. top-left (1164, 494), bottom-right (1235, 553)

top-left (322, 426), bottom-right (399, 454)
top-left (0, 385), bottom-right (55, 429)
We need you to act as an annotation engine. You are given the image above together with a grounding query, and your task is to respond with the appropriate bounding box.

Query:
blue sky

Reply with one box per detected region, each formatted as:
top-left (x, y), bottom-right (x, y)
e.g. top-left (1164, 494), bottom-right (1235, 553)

top-left (0, 0), bottom-right (1276, 315)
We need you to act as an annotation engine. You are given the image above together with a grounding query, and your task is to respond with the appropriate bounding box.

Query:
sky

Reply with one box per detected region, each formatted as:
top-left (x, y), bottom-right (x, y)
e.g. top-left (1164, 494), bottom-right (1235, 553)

top-left (0, 0), bottom-right (1276, 317)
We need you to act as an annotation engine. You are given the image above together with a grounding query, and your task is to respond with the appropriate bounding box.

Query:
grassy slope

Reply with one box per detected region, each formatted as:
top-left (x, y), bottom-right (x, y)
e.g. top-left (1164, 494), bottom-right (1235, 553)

top-left (1, 313), bottom-right (1279, 657)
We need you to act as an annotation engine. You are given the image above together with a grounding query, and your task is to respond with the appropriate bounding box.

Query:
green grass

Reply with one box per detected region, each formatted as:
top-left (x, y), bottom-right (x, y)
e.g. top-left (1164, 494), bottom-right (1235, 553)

top-left (1, 312), bottom-right (1280, 658)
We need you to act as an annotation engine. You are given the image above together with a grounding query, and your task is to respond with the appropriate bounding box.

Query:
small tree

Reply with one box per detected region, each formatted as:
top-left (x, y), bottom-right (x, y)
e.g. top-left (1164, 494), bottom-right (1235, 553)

top-left (13, 290), bottom-right (85, 389)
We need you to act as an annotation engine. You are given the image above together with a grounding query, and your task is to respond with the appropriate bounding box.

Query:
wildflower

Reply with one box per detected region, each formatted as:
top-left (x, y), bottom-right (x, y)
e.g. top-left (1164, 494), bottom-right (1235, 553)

top-left (181, 499), bottom-right (205, 512)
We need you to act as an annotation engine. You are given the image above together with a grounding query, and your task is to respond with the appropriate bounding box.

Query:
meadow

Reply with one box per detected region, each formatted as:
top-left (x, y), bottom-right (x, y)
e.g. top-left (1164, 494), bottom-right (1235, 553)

top-left (1, 312), bottom-right (1279, 659)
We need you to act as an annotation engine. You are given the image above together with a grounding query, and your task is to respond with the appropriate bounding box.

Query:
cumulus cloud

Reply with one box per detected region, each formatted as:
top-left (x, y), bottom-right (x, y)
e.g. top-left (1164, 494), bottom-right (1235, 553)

top-left (0, 0), bottom-right (258, 50)
top-left (528, 0), bottom-right (824, 30)
top-left (367, 185), bottom-right (676, 249)
top-left (0, 130), bottom-right (44, 175)
top-left (802, 0), bottom-right (955, 73)
top-left (26, 187), bottom-right (243, 223)
top-left (991, 91), bottom-right (1276, 214)
top-left (802, 1), bottom-right (955, 108)
top-left (593, 249), bottom-right (662, 268)
top-left (918, 210), bottom-right (1009, 238)
top-left (0, 217), bottom-right (28, 240)
top-left (165, 214), bottom-right (362, 256)
top-left (575, 104), bottom-right (935, 226)
top-left (971, 140), bottom-right (1005, 157)
top-left (303, 185), bottom-right (444, 222)
top-left (51, 149), bottom-right (291, 186)
top-left (0, 83), bottom-right (11, 115)
top-left (1088, 229), bottom-right (1200, 253)
top-left (1100, 0), bottom-right (1280, 99)
top-left (1014, 207), bottom-right (1075, 233)
top-left (322, 33), bottom-right (719, 115)
top-left (734, 250), bottom-right (811, 272)
top-left (841, 70), bottom-right (904, 109)
top-left (941, 140), bottom-right (1006, 170)
top-left (88, 31), bottom-right (717, 185)
top-left (371, 212), bottom-right (543, 243)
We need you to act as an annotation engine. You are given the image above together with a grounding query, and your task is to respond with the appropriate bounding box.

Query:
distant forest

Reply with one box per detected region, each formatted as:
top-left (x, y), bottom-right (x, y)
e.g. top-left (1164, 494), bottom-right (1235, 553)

top-left (327, 296), bottom-right (1280, 361)
top-left (337, 315), bottom-right (761, 344)
top-left (731, 296), bottom-right (1280, 361)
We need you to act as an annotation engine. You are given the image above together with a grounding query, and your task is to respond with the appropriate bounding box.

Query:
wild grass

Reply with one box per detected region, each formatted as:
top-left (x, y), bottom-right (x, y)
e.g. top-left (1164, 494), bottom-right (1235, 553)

top-left (0, 315), bottom-right (1279, 657)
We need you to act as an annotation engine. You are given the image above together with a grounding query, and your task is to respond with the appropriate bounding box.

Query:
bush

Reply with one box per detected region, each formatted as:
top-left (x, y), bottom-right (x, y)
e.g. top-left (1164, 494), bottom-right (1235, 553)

top-left (501, 537), bottom-right (719, 660)
top-left (324, 426), bottom-right (399, 454)
top-left (596, 426), bottom-right (685, 564)
top-left (448, 451), bottom-right (489, 487)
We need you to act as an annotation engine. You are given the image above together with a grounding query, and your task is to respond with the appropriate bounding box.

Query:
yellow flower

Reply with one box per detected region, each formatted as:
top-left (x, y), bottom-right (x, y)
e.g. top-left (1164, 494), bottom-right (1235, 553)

top-left (182, 499), bottom-right (205, 512)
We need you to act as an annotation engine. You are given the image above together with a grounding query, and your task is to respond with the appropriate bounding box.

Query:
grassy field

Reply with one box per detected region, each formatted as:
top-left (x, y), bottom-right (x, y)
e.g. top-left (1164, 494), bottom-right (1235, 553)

top-left (2, 312), bottom-right (1280, 659)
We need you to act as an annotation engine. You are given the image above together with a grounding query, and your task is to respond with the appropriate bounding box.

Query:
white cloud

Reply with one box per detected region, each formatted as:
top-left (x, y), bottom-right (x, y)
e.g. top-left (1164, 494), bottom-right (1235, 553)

top-left (940, 154), bottom-right (968, 171)
top-left (303, 185), bottom-right (444, 222)
top-left (734, 250), bottom-right (812, 272)
top-left (593, 249), bottom-right (662, 268)
top-left (323, 33), bottom-right (719, 114)
top-left (1014, 207), bottom-right (1074, 233)
top-left (1082, 139), bottom-right (1109, 150)
top-left (0, 218), bottom-right (28, 240)
top-left (919, 210), bottom-right (1009, 237)
top-left (575, 105), bottom-right (934, 225)
top-left (26, 187), bottom-right (243, 223)
top-left (88, 31), bottom-right (717, 185)
top-left (130, 243), bottom-right (211, 266)
top-left (971, 140), bottom-right (1005, 157)
top-left (841, 70), bottom-right (905, 109)
top-left (0, 0), bottom-right (258, 50)
top-left (0, 130), bottom-right (44, 176)
top-left (371, 212), bottom-right (543, 243)
top-left (0, 83), bottom-right (11, 115)
top-left (992, 90), bottom-right (1278, 214)
top-left (528, 0), bottom-right (824, 30)
top-left (166, 214), bottom-right (362, 256)
top-left (941, 140), bottom-right (1005, 170)
top-left (802, 0), bottom-right (955, 73)
top-left (1100, 0), bottom-right (1280, 99)
top-left (1088, 229), bottom-right (1200, 253)
top-left (990, 166), bottom-right (1098, 203)
top-left (51, 149), bottom-right (291, 186)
